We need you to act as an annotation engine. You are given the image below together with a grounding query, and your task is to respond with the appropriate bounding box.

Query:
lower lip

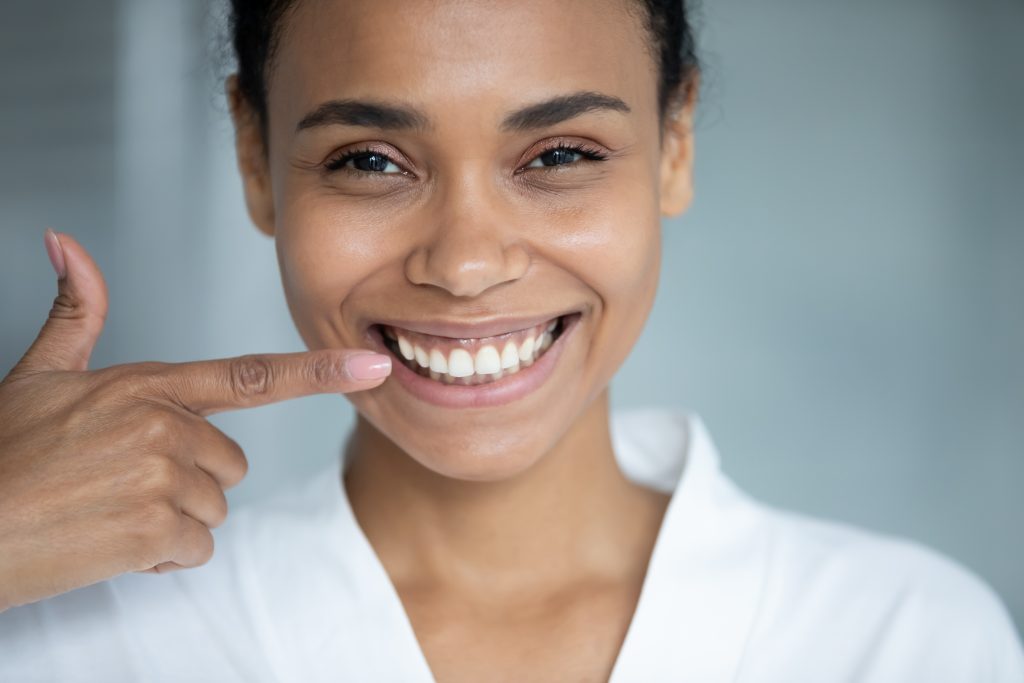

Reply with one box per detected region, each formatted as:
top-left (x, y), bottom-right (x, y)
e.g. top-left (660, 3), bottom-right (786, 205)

top-left (368, 313), bottom-right (581, 409)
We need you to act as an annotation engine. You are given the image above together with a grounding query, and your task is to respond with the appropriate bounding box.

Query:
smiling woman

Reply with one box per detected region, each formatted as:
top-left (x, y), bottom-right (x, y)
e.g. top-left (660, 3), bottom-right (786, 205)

top-left (0, 0), bottom-right (1022, 681)
top-left (231, 0), bottom-right (696, 493)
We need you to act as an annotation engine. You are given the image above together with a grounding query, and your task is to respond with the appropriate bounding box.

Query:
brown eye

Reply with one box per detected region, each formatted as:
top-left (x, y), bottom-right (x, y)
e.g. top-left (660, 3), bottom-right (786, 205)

top-left (325, 148), bottom-right (405, 174)
top-left (523, 143), bottom-right (608, 170)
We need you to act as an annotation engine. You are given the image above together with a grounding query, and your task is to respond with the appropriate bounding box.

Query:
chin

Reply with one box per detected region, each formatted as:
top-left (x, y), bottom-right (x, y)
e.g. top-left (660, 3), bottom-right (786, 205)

top-left (349, 390), bottom-right (579, 483)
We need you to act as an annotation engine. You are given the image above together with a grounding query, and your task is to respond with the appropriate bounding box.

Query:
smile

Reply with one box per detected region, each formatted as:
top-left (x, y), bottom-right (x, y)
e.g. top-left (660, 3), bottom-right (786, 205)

top-left (378, 314), bottom-right (569, 386)
top-left (367, 311), bottom-right (582, 409)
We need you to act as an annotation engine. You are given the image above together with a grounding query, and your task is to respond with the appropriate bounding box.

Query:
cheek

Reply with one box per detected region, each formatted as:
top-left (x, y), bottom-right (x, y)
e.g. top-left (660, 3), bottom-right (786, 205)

top-left (274, 196), bottom-right (393, 342)
top-left (543, 175), bottom-right (661, 307)
top-left (541, 176), bottom-right (662, 386)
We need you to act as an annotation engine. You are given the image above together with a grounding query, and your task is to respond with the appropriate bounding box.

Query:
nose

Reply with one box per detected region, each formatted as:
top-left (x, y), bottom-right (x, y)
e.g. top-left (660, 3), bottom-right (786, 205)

top-left (404, 175), bottom-right (530, 298)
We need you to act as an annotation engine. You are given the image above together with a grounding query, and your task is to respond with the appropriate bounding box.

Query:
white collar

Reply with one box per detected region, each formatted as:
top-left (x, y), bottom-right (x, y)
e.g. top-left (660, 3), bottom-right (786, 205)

top-left (242, 408), bottom-right (767, 681)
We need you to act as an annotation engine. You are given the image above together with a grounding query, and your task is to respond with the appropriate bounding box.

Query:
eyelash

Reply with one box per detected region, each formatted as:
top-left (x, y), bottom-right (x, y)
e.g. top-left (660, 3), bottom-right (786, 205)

top-left (322, 142), bottom-right (609, 177)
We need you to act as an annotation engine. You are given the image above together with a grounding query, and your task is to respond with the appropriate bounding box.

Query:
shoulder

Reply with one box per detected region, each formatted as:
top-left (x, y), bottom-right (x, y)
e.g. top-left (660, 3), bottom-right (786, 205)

top-left (740, 499), bottom-right (1024, 680)
top-left (762, 505), bottom-right (1008, 623)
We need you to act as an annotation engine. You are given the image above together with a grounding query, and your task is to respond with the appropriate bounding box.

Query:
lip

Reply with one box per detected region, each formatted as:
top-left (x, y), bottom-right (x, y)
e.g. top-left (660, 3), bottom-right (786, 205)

top-left (366, 311), bottom-right (582, 409)
top-left (366, 308), bottom-right (581, 340)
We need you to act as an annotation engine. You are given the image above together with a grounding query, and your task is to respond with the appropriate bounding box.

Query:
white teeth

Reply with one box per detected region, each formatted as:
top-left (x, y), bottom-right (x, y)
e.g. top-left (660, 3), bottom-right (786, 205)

top-left (429, 348), bottom-right (448, 374)
top-left (397, 335), bottom-right (415, 361)
top-left (448, 348), bottom-right (475, 377)
top-left (474, 345), bottom-right (502, 375)
top-left (500, 341), bottom-right (520, 369)
top-left (393, 319), bottom-right (565, 383)
top-left (518, 336), bottom-right (535, 363)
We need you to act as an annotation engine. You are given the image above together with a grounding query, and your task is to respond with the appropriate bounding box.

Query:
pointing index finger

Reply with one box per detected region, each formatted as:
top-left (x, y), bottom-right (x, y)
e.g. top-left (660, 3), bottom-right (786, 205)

top-left (150, 349), bottom-right (391, 416)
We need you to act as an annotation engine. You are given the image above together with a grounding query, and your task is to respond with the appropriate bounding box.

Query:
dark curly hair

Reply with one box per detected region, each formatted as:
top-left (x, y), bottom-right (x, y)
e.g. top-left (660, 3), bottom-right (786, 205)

top-left (228, 0), bottom-right (701, 144)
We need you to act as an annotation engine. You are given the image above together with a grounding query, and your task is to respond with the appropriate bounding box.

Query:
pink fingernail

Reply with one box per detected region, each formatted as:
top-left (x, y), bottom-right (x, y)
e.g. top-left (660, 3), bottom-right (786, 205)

top-left (346, 352), bottom-right (392, 380)
top-left (44, 228), bottom-right (67, 279)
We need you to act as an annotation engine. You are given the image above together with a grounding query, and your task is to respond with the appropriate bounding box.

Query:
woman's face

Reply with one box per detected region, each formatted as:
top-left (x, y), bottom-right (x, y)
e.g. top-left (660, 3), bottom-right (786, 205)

top-left (230, 0), bottom-right (695, 481)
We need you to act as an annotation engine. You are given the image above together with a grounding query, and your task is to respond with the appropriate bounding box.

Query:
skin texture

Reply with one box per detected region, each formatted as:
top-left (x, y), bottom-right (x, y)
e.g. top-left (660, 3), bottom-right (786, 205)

top-left (227, 0), bottom-right (697, 679)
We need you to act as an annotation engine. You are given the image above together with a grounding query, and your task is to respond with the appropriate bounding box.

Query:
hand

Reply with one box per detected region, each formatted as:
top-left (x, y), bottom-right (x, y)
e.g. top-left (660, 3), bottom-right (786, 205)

top-left (0, 230), bottom-right (392, 612)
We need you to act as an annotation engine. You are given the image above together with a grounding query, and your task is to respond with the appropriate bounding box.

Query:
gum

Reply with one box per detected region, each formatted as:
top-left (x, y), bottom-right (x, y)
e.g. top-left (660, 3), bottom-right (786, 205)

top-left (383, 317), bottom-right (556, 361)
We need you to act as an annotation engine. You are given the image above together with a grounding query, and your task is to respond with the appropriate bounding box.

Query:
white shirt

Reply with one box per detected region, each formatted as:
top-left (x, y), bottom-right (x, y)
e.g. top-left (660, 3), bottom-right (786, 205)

top-left (1, 408), bottom-right (1021, 682)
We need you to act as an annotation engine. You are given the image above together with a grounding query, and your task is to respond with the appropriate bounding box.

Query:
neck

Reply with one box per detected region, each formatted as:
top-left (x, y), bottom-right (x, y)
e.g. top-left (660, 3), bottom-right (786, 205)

top-left (343, 390), bottom-right (667, 595)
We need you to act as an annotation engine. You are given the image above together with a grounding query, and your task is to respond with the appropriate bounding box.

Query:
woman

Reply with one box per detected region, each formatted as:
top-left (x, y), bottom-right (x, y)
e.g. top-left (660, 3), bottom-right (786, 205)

top-left (0, 0), bottom-right (1021, 680)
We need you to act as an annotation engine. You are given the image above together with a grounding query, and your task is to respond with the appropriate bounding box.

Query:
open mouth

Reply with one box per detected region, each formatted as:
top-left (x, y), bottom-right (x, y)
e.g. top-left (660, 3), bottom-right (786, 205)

top-left (373, 312), bottom-right (577, 387)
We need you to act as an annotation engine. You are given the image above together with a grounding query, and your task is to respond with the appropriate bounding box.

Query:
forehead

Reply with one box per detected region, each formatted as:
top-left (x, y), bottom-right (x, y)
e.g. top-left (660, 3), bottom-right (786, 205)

top-left (268, 0), bottom-right (656, 132)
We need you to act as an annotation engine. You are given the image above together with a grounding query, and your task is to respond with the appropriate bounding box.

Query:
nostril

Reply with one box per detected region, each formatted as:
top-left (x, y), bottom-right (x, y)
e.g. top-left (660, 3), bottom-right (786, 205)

top-left (404, 240), bottom-right (530, 299)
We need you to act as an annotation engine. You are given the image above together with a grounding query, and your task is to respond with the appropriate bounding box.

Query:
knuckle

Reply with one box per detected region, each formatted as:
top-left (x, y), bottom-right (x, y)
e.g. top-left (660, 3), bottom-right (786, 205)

top-left (102, 361), bottom-right (168, 389)
top-left (310, 353), bottom-right (343, 385)
top-left (228, 355), bottom-right (273, 400)
top-left (234, 443), bottom-right (249, 477)
top-left (81, 369), bottom-right (127, 409)
top-left (140, 455), bottom-right (181, 495)
top-left (96, 363), bottom-right (174, 411)
top-left (209, 431), bottom-right (248, 489)
top-left (225, 447), bottom-right (249, 489)
top-left (135, 500), bottom-right (180, 558)
top-left (236, 452), bottom-right (249, 481)
top-left (195, 529), bottom-right (215, 566)
top-left (138, 411), bottom-right (178, 444)
top-left (209, 492), bottom-right (229, 528)
top-left (48, 292), bottom-right (79, 320)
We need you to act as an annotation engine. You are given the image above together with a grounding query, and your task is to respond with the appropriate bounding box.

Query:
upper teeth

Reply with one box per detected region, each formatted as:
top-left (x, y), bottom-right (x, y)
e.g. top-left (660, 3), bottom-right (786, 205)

top-left (500, 342), bottom-right (519, 369)
top-left (387, 320), bottom-right (559, 380)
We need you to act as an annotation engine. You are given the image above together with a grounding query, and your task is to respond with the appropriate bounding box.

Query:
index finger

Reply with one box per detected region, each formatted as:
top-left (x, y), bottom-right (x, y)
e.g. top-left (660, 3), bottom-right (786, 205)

top-left (145, 349), bottom-right (392, 416)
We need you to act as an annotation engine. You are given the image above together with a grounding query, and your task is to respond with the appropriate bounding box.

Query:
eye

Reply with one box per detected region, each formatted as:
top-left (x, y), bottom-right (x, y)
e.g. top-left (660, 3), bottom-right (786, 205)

top-left (322, 141), bottom-right (609, 177)
top-left (522, 143), bottom-right (608, 171)
top-left (323, 147), bottom-right (407, 175)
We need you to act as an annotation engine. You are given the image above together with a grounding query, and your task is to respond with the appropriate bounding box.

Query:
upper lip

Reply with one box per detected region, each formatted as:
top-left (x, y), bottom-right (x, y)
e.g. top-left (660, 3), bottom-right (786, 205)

top-left (371, 309), bottom-right (580, 340)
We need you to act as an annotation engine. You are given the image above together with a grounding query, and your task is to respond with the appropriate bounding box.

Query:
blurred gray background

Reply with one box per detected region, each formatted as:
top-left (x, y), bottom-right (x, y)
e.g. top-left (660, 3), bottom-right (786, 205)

top-left (1, 0), bottom-right (1021, 634)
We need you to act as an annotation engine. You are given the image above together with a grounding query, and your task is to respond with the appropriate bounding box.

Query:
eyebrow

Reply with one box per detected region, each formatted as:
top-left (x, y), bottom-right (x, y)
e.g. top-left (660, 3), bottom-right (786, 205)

top-left (294, 90), bottom-right (631, 134)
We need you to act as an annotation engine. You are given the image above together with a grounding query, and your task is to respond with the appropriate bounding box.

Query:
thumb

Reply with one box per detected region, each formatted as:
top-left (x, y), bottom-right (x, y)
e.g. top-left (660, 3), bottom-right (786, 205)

top-left (10, 229), bottom-right (109, 377)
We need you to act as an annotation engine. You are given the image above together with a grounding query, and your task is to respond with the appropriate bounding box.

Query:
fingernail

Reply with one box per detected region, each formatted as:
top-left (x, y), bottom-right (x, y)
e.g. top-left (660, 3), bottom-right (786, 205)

top-left (44, 228), bottom-right (67, 279)
top-left (346, 352), bottom-right (392, 380)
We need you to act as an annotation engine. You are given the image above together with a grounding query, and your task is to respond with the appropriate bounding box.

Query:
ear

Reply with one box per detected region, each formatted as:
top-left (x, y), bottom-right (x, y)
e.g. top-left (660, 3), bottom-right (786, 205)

top-left (658, 72), bottom-right (700, 217)
top-left (225, 73), bottom-right (276, 237)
